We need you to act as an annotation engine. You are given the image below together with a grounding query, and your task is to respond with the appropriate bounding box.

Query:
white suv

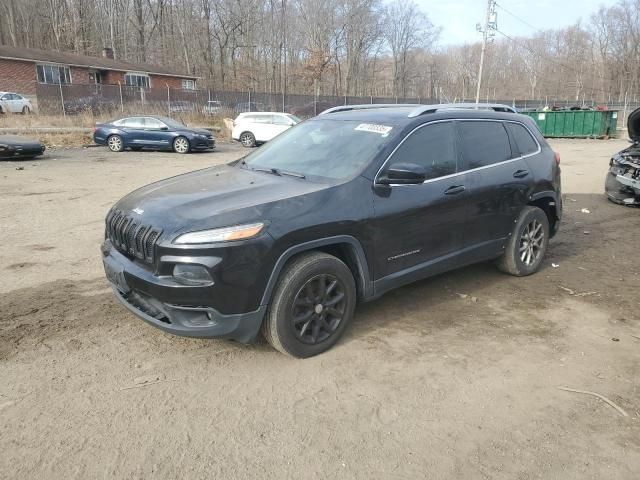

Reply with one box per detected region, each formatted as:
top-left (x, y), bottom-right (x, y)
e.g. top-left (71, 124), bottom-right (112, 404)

top-left (0, 92), bottom-right (33, 114)
top-left (232, 112), bottom-right (300, 147)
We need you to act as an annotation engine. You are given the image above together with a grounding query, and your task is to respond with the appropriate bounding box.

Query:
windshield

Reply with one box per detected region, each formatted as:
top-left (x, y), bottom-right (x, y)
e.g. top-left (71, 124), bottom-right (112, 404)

top-left (241, 119), bottom-right (394, 180)
top-left (158, 117), bottom-right (186, 128)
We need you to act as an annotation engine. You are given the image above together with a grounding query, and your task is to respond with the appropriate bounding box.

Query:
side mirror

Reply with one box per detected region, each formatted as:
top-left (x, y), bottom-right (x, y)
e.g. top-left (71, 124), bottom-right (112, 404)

top-left (378, 163), bottom-right (426, 185)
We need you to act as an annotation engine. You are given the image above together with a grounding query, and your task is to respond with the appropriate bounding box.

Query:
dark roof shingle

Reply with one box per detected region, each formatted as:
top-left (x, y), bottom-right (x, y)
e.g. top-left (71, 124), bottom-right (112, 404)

top-left (0, 45), bottom-right (196, 79)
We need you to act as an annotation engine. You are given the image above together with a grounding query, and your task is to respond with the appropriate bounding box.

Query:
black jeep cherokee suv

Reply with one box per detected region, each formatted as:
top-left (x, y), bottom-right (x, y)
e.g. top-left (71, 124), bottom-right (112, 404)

top-left (102, 104), bottom-right (562, 357)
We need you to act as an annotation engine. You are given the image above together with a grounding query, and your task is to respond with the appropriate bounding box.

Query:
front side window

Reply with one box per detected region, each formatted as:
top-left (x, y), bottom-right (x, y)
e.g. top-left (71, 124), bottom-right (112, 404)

top-left (123, 117), bottom-right (145, 128)
top-left (386, 121), bottom-right (457, 180)
top-left (506, 122), bottom-right (538, 156)
top-left (36, 64), bottom-right (72, 85)
top-left (458, 121), bottom-right (512, 170)
top-left (124, 73), bottom-right (150, 89)
top-left (144, 117), bottom-right (165, 129)
top-left (242, 119), bottom-right (394, 180)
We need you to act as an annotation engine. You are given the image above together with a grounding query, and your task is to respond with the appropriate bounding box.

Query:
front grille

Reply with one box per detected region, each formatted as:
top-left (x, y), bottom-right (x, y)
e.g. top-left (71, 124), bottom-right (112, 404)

top-left (106, 209), bottom-right (161, 264)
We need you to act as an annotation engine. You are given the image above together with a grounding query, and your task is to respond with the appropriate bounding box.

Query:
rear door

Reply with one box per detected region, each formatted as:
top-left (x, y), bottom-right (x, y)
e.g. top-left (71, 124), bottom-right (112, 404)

top-left (251, 114), bottom-right (274, 142)
top-left (372, 121), bottom-right (470, 280)
top-left (458, 120), bottom-right (534, 252)
top-left (120, 117), bottom-right (147, 145)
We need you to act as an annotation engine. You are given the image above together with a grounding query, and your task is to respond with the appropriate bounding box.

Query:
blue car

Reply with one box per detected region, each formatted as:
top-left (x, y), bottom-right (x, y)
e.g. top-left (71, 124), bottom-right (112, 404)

top-left (94, 115), bottom-right (215, 154)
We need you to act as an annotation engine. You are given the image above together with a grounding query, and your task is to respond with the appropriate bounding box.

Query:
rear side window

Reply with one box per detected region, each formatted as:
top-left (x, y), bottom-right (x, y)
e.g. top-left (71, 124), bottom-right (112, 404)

top-left (388, 121), bottom-right (457, 180)
top-left (506, 123), bottom-right (538, 156)
top-left (246, 115), bottom-right (270, 123)
top-left (458, 121), bottom-right (511, 169)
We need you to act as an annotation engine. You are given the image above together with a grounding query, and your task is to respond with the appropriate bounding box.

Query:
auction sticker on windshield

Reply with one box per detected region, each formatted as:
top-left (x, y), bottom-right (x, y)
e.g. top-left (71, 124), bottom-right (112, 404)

top-left (355, 123), bottom-right (393, 136)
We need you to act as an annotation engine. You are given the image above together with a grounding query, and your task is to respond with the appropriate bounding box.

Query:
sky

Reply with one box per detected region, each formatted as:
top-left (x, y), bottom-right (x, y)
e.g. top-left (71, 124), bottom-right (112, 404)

top-left (417, 0), bottom-right (606, 45)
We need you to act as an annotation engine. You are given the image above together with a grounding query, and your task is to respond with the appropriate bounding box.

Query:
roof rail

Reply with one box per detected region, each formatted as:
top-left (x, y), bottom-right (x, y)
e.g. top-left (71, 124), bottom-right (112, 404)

top-left (318, 104), bottom-right (421, 115)
top-left (408, 103), bottom-right (517, 118)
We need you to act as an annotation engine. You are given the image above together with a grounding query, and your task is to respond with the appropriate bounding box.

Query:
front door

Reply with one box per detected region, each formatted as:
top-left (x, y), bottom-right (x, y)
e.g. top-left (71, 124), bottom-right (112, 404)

top-left (372, 121), bottom-right (470, 282)
top-left (143, 117), bottom-right (172, 148)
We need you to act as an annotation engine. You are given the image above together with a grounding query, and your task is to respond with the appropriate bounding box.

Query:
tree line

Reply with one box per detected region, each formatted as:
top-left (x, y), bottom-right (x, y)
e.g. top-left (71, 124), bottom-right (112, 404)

top-left (0, 0), bottom-right (638, 103)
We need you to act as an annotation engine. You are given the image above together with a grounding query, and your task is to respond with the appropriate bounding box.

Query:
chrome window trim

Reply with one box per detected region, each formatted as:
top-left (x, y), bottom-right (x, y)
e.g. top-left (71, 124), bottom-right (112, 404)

top-left (374, 118), bottom-right (542, 187)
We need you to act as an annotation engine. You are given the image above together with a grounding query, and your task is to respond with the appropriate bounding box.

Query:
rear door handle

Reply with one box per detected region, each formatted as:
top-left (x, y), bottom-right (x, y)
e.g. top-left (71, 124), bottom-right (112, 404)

top-left (513, 169), bottom-right (529, 178)
top-left (444, 185), bottom-right (466, 195)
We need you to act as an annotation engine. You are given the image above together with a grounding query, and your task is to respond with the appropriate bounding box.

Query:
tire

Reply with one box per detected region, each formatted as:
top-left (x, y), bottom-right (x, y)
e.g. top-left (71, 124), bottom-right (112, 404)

top-left (262, 252), bottom-right (356, 358)
top-left (496, 206), bottom-right (550, 276)
top-left (239, 131), bottom-right (256, 148)
top-left (107, 134), bottom-right (124, 152)
top-left (173, 136), bottom-right (190, 154)
top-left (21, 106), bottom-right (30, 114)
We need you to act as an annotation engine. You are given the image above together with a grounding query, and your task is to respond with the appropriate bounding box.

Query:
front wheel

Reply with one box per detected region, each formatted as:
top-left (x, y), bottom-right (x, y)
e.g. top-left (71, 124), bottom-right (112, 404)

top-left (262, 252), bottom-right (356, 358)
top-left (22, 106), bottom-right (30, 114)
top-left (107, 134), bottom-right (124, 152)
top-left (173, 136), bottom-right (190, 154)
top-left (496, 206), bottom-right (550, 276)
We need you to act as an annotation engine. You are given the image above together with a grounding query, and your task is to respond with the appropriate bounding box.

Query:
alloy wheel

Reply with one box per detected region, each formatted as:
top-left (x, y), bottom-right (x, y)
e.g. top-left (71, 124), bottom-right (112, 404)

top-left (519, 219), bottom-right (544, 266)
top-left (240, 133), bottom-right (254, 147)
top-left (174, 137), bottom-right (189, 153)
top-left (108, 135), bottom-right (122, 151)
top-left (291, 274), bottom-right (346, 345)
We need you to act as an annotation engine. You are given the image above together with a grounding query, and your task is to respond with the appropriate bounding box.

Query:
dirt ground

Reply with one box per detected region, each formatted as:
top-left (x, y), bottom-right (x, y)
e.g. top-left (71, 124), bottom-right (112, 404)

top-left (1, 139), bottom-right (639, 479)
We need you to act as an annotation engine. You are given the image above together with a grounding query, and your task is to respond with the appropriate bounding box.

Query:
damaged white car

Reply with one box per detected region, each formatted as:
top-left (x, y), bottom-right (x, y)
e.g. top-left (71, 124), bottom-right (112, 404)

top-left (606, 107), bottom-right (640, 206)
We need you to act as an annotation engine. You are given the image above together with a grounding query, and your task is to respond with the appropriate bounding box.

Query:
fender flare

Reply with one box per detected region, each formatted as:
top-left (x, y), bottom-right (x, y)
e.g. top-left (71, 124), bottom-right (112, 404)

top-left (260, 235), bottom-right (373, 306)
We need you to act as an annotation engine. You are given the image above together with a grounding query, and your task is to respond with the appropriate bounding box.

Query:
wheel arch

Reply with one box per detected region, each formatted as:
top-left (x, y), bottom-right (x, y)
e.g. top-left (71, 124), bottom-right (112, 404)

top-left (260, 236), bottom-right (373, 307)
top-left (528, 191), bottom-right (560, 237)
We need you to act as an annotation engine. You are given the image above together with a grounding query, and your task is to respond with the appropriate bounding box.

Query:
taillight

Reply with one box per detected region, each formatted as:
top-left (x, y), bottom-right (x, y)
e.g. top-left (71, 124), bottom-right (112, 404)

top-left (554, 152), bottom-right (561, 165)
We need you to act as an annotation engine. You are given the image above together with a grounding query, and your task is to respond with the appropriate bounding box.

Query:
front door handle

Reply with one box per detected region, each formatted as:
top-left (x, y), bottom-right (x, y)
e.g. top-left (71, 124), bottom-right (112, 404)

top-left (444, 185), bottom-right (466, 195)
top-left (513, 169), bottom-right (529, 178)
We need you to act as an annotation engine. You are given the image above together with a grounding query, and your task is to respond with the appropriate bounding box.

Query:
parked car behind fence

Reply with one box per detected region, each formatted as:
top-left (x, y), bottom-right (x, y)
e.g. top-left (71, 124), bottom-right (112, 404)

top-left (0, 92), bottom-right (33, 114)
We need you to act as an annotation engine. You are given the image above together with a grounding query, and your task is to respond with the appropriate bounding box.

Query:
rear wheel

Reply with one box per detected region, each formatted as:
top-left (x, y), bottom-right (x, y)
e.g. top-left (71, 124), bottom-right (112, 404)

top-left (262, 252), bottom-right (356, 358)
top-left (173, 136), bottom-right (190, 154)
top-left (107, 134), bottom-right (124, 152)
top-left (239, 131), bottom-right (256, 148)
top-left (497, 206), bottom-right (550, 276)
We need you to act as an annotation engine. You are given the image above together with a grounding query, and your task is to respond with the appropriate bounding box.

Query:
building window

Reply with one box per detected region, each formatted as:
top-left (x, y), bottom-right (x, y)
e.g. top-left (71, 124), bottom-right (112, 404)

top-left (182, 79), bottom-right (196, 90)
top-left (36, 64), bottom-right (72, 85)
top-left (124, 73), bottom-right (150, 89)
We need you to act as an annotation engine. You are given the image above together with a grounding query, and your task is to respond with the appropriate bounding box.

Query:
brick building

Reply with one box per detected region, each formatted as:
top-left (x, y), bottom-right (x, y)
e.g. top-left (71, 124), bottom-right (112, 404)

top-left (0, 45), bottom-right (198, 104)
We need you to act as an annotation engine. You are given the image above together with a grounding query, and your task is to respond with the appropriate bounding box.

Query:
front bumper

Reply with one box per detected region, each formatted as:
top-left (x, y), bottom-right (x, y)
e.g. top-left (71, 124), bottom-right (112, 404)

top-left (191, 138), bottom-right (215, 151)
top-left (0, 143), bottom-right (45, 159)
top-left (102, 243), bottom-right (265, 342)
top-left (605, 171), bottom-right (640, 206)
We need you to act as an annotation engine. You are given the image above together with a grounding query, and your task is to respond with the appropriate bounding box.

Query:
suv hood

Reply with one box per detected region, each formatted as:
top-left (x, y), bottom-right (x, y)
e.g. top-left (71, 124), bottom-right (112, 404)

top-left (112, 164), bottom-right (327, 235)
top-left (629, 107), bottom-right (640, 143)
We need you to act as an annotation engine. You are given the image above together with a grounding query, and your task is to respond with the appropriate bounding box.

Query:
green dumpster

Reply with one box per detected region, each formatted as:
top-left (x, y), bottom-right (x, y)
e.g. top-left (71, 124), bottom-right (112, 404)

top-left (520, 110), bottom-right (618, 138)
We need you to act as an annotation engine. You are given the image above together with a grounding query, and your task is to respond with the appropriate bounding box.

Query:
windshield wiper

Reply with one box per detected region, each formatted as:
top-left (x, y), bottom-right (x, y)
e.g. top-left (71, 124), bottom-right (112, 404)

top-left (243, 163), bottom-right (306, 179)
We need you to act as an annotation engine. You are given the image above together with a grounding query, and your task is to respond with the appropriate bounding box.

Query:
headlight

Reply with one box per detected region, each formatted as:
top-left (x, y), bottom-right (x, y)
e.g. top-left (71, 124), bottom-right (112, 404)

top-left (173, 222), bottom-right (264, 244)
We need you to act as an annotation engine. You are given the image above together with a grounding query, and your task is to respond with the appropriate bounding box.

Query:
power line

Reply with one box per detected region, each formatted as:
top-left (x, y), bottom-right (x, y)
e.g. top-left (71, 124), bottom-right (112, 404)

top-left (495, 2), bottom-right (539, 33)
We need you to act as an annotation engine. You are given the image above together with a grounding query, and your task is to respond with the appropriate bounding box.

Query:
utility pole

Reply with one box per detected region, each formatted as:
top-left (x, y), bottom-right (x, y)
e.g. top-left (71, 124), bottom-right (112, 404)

top-left (475, 0), bottom-right (497, 106)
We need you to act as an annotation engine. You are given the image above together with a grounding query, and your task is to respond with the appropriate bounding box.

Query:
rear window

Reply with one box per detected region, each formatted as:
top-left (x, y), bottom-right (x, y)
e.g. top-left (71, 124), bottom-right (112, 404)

top-left (506, 122), bottom-right (538, 156)
top-left (459, 121), bottom-right (512, 169)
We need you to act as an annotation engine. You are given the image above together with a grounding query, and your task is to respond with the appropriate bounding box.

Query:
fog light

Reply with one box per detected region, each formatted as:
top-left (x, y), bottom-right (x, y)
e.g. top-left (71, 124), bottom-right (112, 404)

top-left (172, 264), bottom-right (213, 286)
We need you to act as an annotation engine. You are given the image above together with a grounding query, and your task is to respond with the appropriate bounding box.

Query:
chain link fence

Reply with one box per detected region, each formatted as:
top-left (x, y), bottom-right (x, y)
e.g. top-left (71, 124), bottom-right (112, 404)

top-left (34, 83), bottom-right (639, 126)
